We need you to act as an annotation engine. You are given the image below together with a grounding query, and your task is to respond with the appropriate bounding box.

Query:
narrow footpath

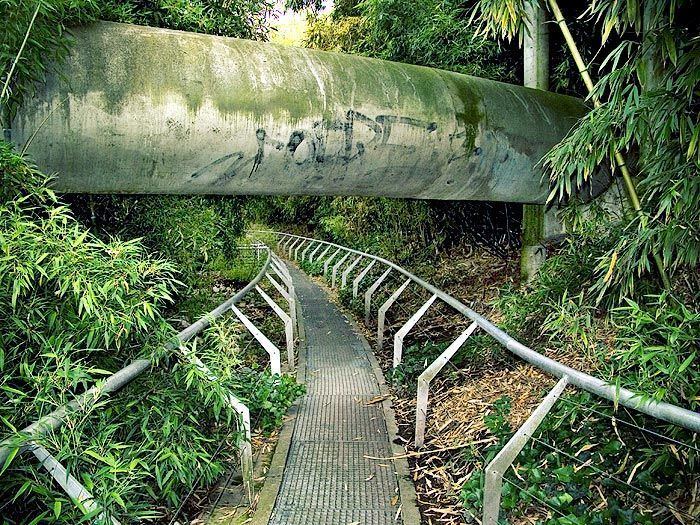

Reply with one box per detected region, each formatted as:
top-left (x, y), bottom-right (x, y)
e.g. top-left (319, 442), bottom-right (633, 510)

top-left (268, 265), bottom-right (416, 524)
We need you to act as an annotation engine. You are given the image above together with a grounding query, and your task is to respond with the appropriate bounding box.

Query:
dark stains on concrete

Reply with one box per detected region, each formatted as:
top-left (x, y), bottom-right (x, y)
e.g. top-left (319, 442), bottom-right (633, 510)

top-left (188, 109), bottom-right (440, 184)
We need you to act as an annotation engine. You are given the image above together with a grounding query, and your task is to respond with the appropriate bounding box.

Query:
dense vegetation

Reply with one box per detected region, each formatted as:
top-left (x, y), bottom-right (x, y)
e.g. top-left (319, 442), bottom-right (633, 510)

top-left (0, 143), bottom-right (304, 524)
top-left (1, 2), bottom-right (302, 524)
top-left (2, 0), bottom-right (698, 523)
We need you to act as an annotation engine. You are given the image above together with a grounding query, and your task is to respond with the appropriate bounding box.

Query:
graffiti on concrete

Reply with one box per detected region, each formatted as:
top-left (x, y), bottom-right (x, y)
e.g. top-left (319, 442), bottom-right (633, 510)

top-left (189, 110), bottom-right (439, 185)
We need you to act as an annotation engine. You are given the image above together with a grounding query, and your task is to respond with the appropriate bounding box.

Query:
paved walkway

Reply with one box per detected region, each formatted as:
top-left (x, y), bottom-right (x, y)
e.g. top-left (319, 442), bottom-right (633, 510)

top-left (268, 266), bottom-right (407, 525)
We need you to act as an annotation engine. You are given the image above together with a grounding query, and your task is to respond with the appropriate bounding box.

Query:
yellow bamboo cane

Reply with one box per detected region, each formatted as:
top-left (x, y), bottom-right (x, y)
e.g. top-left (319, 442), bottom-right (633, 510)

top-left (547, 0), bottom-right (671, 289)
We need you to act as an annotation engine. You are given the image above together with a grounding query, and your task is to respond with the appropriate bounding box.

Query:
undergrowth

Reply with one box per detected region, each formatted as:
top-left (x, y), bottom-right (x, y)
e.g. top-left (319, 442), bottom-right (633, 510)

top-left (461, 392), bottom-right (697, 525)
top-left (492, 229), bottom-right (699, 410)
top-left (0, 144), bottom-right (304, 524)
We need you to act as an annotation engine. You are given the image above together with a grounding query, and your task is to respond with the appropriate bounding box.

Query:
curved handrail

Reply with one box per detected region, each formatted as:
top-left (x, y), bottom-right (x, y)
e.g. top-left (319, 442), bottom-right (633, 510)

top-left (255, 230), bottom-right (700, 433)
top-left (0, 245), bottom-right (273, 465)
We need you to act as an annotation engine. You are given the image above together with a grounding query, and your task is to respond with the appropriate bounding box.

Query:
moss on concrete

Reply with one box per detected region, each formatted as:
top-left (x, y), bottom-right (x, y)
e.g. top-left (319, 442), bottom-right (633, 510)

top-left (67, 22), bottom-right (458, 122)
top-left (15, 22), bottom-right (602, 201)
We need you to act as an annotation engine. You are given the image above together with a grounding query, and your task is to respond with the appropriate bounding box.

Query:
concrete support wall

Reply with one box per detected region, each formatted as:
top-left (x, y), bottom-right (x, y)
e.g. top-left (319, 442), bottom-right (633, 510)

top-left (520, 2), bottom-right (561, 280)
top-left (10, 22), bottom-right (600, 202)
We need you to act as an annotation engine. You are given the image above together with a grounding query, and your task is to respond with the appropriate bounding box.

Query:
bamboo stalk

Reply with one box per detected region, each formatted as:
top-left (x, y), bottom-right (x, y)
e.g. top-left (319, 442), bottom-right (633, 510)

top-left (1, 3), bottom-right (41, 102)
top-left (547, 0), bottom-right (671, 290)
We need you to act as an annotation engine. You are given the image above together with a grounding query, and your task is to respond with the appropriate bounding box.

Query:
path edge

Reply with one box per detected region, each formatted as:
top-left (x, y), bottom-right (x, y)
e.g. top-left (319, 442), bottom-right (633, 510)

top-left (248, 284), bottom-right (306, 525)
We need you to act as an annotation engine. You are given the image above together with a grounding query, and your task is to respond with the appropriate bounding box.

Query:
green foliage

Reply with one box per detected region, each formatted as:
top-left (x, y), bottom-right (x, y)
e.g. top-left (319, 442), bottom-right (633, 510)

top-left (284, 0), bottom-right (324, 13)
top-left (72, 195), bottom-right (246, 288)
top-left (607, 293), bottom-right (699, 405)
top-left (472, 0), bottom-right (700, 301)
top-left (249, 195), bottom-right (519, 266)
top-left (544, 15), bottom-right (700, 298)
top-left (492, 233), bottom-right (699, 409)
top-left (2, 365), bottom-right (240, 524)
top-left (390, 341), bottom-right (449, 388)
top-left (0, 145), bottom-right (300, 522)
top-left (0, 142), bottom-right (187, 521)
top-left (0, 0), bottom-right (99, 122)
top-left (306, 0), bottom-right (518, 81)
top-left (99, 0), bottom-right (275, 40)
top-left (316, 197), bottom-right (434, 261)
top-left (0, 143), bottom-right (179, 425)
top-left (243, 195), bottom-right (322, 227)
top-left (231, 369), bottom-right (305, 433)
top-left (305, 14), bottom-right (365, 52)
top-left (299, 257), bottom-right (324, 276)
top-left (461, 393), bottom-right (695, 524)
top-left (1, 310), bottom-right (303, 524)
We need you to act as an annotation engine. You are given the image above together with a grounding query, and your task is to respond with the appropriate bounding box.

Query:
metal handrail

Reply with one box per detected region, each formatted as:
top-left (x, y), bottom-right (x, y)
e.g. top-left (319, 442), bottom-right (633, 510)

top-left (256, 230), bottom-right (700, 433)
top-left (415, 322), bottom-right (479, 447)
top-left (0, 246), bottom-right (273, 463)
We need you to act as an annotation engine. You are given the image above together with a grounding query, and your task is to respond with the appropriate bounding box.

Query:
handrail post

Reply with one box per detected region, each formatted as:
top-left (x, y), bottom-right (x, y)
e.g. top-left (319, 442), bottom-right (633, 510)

top-left (227, 394), bottom-right (254, 503)
top-left (294, 239), bottom-right (308, 261)
top-left (377, 278), bottom-right (412, 350)
top-left (269, 255), bottom-right (299, 338)
top-left (323, 248), bottom-right (343, 277)
top-left (256, 285), bottom-right (295, 370)
top-left (341, 255), bottom-right (363, 288)
top-left (285, 237), bottom-right (296, 257)
top-left (482, 376), bottom-right (569, 525)
top-left (265, 273), bottom-right (297, 339)
top-left (331, 251), bottom-right (352, 287)
top-left (179, 346), bottom-right (255, 503)
top-left (28, 444), bottom-right (120, 524)
top-left (301, 241), bottom-right (316, 262)
top-left (393, 294), bottom-right (437, 368)
top-left (281, 235), bottom-right (295, 252)
top-left (269, 260), bottom-right (296, 330)
top-left (415, 323), bottom-right (478, 447)
top-left (314, 244), bottom-right (332, 264)
top-left (364, 268), bottom-right (392, 324)
top-left (353, 260), bottom-right (376, 298)
top-left (288, 238), bottom-right (302, 258)
top-left (278, 234), bottom-right (290, 249)
top-left (270, 260), bottom-right (290, 285)
top-left (231, 305), bottom-right (282, 375)
top-left (308, 242), bottom-right (324, 263)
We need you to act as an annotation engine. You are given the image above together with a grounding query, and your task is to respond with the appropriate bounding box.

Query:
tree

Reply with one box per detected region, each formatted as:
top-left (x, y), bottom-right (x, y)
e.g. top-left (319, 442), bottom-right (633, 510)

top-left (306, 0), bottom-right (519, 81)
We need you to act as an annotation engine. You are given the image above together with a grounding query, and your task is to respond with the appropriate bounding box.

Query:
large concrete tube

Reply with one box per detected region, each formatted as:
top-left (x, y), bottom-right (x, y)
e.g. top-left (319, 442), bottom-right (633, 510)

top-left (13, 22), bottom-right (592, 202)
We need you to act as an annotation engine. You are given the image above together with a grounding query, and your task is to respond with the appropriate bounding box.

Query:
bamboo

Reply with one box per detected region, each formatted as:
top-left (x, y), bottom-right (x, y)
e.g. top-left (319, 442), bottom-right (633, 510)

top-left (1, 3), bottom-right (41, 102)
top-left (547, 0), bottom-right (671, 290)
